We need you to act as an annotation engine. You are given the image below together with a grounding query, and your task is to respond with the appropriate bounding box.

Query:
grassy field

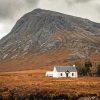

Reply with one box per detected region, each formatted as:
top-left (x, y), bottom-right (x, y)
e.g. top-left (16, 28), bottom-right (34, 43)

top-left (0, 69), bottom-right (100, 97)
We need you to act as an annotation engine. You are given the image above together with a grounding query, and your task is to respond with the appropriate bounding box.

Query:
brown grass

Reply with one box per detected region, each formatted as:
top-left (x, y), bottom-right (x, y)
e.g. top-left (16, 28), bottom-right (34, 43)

top-left (0, 48), bottom-right (100, 72)
top-left (0, 49), bottom-right (73, 72)
top-left (0, 69), bottom-right (100, 96)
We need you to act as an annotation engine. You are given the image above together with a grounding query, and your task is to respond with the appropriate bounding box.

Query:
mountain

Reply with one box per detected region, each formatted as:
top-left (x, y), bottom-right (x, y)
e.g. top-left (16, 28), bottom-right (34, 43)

top-left (0, 8), bottom-right (100, 71)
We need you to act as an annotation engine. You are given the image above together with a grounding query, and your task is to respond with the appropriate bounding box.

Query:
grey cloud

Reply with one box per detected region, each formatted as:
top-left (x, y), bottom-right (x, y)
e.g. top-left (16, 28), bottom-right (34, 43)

top-left (0, 0), bottom-right (39, 21)
top-left (0, 0), bottom-right (39, 39)
top-left (65, 0), bottom-right (92, 5)
top-left (25, 0), bottom-right (39, 7)
top-left (96, 4), bottom-right (100, 19)
top-left (74, 0), bottom-right (92, 3)
top-left (0, 0), bottom-right (100, 39)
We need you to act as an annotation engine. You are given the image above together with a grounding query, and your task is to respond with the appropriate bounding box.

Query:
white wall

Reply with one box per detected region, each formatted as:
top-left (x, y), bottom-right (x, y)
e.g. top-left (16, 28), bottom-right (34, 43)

top-left (53, 72), bottom-right (78, 78)
top-left (45, 71), bottom-right (53, 77)
top-left (53, 72), bottom-right (66, 78)
top-left (69, 72), bottom-right (78, 78)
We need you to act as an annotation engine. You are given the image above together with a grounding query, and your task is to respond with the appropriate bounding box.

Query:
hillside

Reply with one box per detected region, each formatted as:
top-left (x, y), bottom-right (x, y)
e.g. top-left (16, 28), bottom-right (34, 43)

top-left (0, 8), bottom-right (100, 71)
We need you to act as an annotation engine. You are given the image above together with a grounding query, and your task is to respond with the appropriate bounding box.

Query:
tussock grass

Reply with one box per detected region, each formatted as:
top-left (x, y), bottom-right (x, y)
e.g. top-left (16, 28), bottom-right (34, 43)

top-left (0, 69), bottom-right (100, 97)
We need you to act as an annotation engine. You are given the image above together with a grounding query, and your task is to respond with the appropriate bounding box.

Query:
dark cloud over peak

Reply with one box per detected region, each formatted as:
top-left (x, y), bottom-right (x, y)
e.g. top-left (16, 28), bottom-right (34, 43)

top-left (0, 0), bottom-right (39, 39)
top-left (0, 0), bottom-right (39, 21)
top-left (66, 0), bottom-right (92, 5)
top-left (0, 0), bottom-right (100, 39)
top-left (74, 0), bottom-right (91, 3)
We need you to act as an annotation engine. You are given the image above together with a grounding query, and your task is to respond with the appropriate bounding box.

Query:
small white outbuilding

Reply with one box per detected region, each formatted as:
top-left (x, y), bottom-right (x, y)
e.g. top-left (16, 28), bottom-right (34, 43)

top-left (45, 65), bottom-right (78, 78)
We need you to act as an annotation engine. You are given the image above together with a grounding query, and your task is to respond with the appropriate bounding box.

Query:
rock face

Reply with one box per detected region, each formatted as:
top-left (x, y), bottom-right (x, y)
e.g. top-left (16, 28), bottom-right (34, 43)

top-left (0, 9), bottom-right (100, 70)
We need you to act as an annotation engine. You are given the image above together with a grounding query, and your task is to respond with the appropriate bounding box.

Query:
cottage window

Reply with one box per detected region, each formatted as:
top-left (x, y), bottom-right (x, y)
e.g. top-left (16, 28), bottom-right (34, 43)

top-left (72, 73), bottom-right (74, 76)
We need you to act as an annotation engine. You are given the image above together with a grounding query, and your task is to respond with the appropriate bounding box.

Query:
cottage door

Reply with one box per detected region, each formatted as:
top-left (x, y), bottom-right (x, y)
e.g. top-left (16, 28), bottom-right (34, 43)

top-left (66, 73), bottom-right (68, 77)
top-left (65, 70), bottom-right (69, 77)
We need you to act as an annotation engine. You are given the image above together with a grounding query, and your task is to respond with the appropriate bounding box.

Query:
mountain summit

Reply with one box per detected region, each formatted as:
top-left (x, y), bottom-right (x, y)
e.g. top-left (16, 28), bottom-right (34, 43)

top-left (0, 9), bottom-right (100, 71)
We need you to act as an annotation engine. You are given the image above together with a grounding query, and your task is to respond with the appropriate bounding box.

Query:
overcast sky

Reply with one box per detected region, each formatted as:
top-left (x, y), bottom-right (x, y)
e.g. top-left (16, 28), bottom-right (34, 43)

top-left (0, 0), bottom-right (100, 39)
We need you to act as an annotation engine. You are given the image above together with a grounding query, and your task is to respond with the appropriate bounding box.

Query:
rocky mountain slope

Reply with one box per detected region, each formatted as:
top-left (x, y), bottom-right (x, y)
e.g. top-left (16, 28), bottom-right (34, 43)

top-left (0, 8), bottom-right (100, 71)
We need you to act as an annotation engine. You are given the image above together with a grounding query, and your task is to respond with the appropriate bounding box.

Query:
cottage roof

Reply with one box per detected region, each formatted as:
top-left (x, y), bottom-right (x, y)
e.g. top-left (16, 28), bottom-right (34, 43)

top-left (55, 66), bottom-right (77, 72)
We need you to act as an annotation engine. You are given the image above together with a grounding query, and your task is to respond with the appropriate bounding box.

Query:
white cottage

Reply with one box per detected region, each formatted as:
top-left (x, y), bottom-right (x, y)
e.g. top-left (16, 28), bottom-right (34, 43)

top-left (45, 65), bottom-right (78, 78)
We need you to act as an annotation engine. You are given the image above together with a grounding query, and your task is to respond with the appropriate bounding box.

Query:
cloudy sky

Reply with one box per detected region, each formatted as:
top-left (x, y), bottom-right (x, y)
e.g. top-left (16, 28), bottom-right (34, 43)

top-left (0, 0), bottom-right (100, 39)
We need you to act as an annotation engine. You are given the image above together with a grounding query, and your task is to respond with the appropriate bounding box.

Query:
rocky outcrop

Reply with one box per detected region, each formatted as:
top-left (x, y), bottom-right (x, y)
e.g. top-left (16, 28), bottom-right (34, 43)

top-left (0, 8), bottom-right (100, 70)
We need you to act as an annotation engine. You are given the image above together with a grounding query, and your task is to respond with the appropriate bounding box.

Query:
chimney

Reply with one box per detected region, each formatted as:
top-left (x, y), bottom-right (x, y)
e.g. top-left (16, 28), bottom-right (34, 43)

top-left (73, 65), bottom-right (75, 67)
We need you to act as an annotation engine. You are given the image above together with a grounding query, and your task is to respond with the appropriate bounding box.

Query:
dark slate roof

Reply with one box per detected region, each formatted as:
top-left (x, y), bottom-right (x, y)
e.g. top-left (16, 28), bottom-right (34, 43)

top-left (55, 66), bottom-right (77, 72)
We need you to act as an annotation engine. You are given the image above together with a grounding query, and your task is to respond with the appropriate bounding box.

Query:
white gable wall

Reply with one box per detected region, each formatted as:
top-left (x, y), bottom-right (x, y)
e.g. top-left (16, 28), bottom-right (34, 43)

top-left (53, 66), bottom-right (57, 72)
top-left (53, 66), bottom-right (60, 77)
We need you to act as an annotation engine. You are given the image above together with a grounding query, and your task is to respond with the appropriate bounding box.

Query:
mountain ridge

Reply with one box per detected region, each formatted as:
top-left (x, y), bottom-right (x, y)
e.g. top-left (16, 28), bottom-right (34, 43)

top-left (0, 8), bottom-right (100, 71)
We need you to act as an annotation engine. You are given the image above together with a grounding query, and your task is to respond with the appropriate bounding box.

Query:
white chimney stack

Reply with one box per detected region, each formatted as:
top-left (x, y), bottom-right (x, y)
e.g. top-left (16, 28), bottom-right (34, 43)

top-left (73, 65), bottom-right (75, 67)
